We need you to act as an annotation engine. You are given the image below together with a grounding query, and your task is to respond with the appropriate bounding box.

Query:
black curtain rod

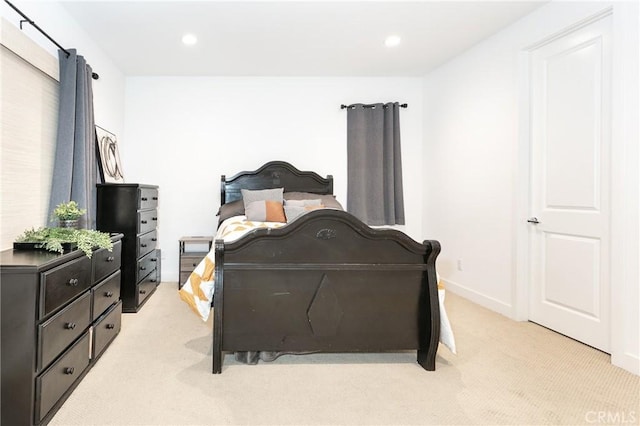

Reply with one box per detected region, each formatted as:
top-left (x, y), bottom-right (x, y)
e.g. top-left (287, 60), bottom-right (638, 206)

top-left (341, 103), bottom-right (408, 110)
top-left (4, 0), bottom-right (99, 80)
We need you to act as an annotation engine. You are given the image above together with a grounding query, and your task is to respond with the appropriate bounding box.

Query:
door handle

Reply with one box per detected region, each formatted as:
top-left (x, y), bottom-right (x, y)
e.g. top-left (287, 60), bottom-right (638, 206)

top-left (527, 217), bottom-right (540, 224)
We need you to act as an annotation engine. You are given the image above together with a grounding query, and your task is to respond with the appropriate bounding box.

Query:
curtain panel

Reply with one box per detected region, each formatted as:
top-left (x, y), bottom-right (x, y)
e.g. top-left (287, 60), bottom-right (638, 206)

top-left (347, 102), bottom-right (405, 225)
top-left (47, 49), bottom-right (97, 229)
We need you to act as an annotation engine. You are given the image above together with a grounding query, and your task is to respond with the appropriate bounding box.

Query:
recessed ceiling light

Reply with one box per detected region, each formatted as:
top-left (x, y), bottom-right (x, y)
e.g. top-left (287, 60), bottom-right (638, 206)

top-left (385, 35), bottom-right (401, 48)
top-left (182, 33), bottom-right (198, 46)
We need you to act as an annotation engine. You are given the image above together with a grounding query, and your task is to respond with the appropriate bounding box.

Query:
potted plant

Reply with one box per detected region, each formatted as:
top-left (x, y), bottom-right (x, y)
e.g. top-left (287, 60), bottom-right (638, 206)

top-left (52, 201), bottom-right (86, 228)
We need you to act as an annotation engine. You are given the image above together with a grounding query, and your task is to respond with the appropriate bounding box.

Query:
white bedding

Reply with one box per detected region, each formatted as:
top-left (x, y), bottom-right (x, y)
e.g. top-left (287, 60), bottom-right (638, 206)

top-left (179, 215), bottom-right (456, 354)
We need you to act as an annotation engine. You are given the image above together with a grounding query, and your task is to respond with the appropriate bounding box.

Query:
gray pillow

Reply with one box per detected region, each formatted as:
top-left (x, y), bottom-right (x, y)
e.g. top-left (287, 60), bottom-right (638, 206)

top-left (284, 199), bottom-right (322, 207)
top-left (283, 192), bottom-right (344, 211)
top-left (217, 200), bottom-right (245, 222)
top-left (284, 204), bottom-right (325, 222)
top-left (241, 188), bottom-right (284, 211)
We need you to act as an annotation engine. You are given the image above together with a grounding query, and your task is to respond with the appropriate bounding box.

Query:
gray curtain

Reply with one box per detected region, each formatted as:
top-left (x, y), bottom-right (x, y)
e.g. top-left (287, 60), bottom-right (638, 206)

top-left (347, 102), bottom-right (405, 225)
top-left (47, 49), bottom-right (97, 229)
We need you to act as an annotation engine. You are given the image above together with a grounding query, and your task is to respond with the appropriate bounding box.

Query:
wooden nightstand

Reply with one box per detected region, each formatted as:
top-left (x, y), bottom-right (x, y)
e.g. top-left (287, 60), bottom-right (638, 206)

top-left (178, 236), bottom-right (213, 289)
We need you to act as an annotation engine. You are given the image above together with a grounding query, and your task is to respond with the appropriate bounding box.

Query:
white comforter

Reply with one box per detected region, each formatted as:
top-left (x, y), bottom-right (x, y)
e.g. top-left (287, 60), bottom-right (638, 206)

top-left (179, 216), bottom-right (456, 354)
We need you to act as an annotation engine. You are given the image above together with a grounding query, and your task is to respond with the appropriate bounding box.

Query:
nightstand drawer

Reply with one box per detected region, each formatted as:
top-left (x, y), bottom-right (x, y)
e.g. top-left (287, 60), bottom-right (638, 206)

top-left (138, 209), bottom-right (157, 234)
top-left (180, 253), bottom-right (207, 271)
top-left (180, 271), bottom-right (192, 284)
top-left (137, 229), bottom-right (157, 258)
top-left (93, 240), bottom-right (122, 283)
top-left (179, 236), bottom-right (213, 290)
top-left (38, 291), bottom-right (91, 372)
top-left (138, 187), bottom-right (158, 210)
top-left (36, 332), bottom-right (90, 423)
top-left (92, 271), bottom-right (121, 321)
top-left (41, 255), bottom-right (92, 318)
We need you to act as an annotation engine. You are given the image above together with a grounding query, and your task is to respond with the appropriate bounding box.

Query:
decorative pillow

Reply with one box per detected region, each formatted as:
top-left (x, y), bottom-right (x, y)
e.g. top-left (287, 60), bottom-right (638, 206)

top-left (241, 188), bottom-right (284, 211)
top-left (217, 200), bottom-right (245, 222)
top-left (245, 200), bottom-right (286, 223)
top-left (283, 192), bottom-right (344, 211)
top-left (284, 199), bottom-right (322, 207)
top-left (284, 204), bottom-right (325, 222)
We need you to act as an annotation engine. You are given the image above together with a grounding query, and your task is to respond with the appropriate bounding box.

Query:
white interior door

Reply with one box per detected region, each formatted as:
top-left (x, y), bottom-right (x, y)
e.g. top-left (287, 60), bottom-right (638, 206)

top-left (528, 14), bottom-right (612, 352)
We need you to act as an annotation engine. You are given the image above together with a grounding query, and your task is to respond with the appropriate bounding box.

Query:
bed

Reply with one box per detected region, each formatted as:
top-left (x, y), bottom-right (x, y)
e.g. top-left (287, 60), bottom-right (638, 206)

top-left (180, 161), bottom-right (450, 374)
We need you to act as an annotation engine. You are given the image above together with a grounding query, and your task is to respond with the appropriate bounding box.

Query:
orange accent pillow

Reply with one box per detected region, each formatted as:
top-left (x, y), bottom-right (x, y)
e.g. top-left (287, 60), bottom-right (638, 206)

top-left (245, 200), bottom-right (286, 223)
top-left (264, 200), bottom-right (286, 222)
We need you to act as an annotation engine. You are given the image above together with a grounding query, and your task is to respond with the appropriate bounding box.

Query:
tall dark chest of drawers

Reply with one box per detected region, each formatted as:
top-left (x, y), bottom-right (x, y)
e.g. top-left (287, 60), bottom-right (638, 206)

top-left (96, 184), bottom-right (160, 313)
top-left (0, 234), bottom-right (123, 425)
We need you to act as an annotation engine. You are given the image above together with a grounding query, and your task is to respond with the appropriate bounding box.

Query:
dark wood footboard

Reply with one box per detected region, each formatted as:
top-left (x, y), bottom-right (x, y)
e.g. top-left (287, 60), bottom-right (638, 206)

top-left (213, 209), bottom-right (440, 374)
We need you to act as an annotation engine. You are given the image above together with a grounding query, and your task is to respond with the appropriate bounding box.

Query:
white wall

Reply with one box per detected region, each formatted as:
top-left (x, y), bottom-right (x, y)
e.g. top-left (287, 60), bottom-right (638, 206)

top-left (123, 77), bottom-right (424, 282)
top-left (423, 0), bottom-right (639, 374)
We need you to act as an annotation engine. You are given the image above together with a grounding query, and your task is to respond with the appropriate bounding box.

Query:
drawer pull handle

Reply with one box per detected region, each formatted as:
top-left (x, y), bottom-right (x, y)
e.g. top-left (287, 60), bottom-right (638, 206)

top-left (140, 290), bottom-right (147, 294)
top-left (106, 324), bottom-right (115, 330)
top-left (192, 263), bottom-right (197, 267)
top-left (105, 291), bottom-right (114, 298)
top-left (141, 243), bottom-right (147, 247)
top-left (141, 197), bottom-right (148, 201)
top-left (153, 197), bottom-right (158, 200)
top-left (64, 367), bottom-right (75, 375)
top-left (67, 278), bottom-right (79, 286)
top-left (151, 258), bottom-right (157, 262)
top-left (106, 256), bottom-right (115, 262)
top-left (152, 238), bottom-right (157, 241)
top-left (64, 322), bottom-right (76, 330)
top-left (151, 279), bottom-right (157, 283)
top-left (141, 220), bottom-right (148, 224)
top-left (140, 266), bottom-right (146, 271)
top-left (152, 217), bottom-right (158, 221)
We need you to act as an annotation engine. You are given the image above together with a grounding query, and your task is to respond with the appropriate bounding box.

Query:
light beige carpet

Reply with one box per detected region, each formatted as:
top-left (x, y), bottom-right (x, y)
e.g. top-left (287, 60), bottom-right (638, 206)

top-left (50, 283), bottom-right (639, 425)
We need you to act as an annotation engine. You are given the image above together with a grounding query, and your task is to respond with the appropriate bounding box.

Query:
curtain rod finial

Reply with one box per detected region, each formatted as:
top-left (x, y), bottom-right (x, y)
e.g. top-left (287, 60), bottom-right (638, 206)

top-left (92, 72), bottom-right (99, 80)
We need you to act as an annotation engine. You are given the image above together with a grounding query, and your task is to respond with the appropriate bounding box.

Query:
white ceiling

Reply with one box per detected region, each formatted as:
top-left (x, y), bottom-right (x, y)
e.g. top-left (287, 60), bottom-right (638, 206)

top-left (59, 1), bottom-right (547, 77)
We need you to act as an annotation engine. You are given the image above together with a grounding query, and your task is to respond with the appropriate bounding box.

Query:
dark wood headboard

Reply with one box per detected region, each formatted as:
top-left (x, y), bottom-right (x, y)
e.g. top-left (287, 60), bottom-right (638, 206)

top-left (220, 161), bottom-right (334, 204)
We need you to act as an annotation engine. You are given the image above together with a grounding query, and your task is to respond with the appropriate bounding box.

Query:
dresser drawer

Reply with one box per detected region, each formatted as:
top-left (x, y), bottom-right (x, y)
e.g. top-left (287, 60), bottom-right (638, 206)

top-left (93, 301), bottom-right (122, 360)
top-left (92, 271), bottom-right (121, 321)
top-left (38, 291), bottom-right (91, 372)
top-left (137, 271), bottom-right (157, 306)
top-left (93, 240), bottom-right (122, 283)
top-left (36, 332), bottom-right (90, 423)
top-left (138, 187), bottom-right (158, 210)
top-left (137, 250), bottom-right (158, 282)
top-left (137, 229), bottom-right (157, 258)
top-left (40, 255), bottom-right (92, 318)
top-left (138, 209), bottom-right (158, 234)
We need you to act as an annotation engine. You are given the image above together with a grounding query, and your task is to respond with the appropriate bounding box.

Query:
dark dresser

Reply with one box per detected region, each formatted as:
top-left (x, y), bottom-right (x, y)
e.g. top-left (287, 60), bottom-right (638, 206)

top-left (96, 184), bottom-right (160, 312)
top-left (0, 234), bottom-right (123, 426)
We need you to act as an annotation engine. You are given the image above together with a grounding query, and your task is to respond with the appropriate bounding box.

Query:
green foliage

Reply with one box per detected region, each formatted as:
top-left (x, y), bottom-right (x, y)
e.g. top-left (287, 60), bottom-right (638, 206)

top-left (52, 201), bottom-right (86, 221)
top-left (15, 227), bottom-right (113, 258)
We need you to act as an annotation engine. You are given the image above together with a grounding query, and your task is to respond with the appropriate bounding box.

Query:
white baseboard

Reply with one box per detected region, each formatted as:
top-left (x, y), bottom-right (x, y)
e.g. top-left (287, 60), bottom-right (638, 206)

top-left (441, 278), bottom-right (513, 319)
top-left (612, 352), bottom-right (640, 376)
